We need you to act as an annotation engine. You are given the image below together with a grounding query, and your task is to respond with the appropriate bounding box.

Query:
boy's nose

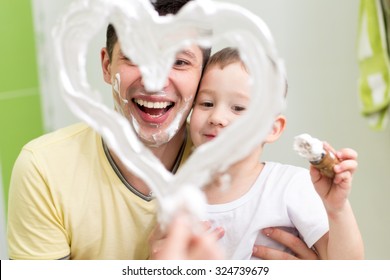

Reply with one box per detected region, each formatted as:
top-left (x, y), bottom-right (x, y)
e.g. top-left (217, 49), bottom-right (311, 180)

top-left (208, 109), bottom-right (229, 127)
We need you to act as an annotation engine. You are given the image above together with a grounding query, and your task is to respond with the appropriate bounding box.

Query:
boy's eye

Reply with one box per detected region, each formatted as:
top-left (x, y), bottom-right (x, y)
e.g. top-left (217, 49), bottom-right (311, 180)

top-left (200, 101), bottom-right (213, 108)
top-left (232, 105), bottom-right (246, 112)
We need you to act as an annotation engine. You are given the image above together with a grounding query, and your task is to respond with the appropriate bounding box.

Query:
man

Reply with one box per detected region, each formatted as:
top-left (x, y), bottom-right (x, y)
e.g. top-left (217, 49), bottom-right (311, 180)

top-left (7, 0), bottom-right (315, 260)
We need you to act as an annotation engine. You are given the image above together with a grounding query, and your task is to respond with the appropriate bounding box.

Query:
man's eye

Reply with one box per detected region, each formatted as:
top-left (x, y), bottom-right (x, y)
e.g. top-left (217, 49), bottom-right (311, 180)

top-left (174, 59), bottom-right (190, 67)
top-left (232, 105), bottom-right (246, 112)
top-left (121, 55), bottom-right (136, 65)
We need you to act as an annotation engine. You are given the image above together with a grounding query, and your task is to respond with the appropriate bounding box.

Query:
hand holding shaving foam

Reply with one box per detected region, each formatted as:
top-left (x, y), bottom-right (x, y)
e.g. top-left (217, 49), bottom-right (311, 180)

top-left (293, 133), bottom-right (339, 178)
top-left (294, 133), bottom-right (359, 211)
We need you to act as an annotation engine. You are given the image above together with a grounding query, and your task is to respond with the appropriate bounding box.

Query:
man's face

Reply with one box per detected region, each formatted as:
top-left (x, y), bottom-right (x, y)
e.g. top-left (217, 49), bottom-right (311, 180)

top-left (102, 42), bottom-right (203, 147)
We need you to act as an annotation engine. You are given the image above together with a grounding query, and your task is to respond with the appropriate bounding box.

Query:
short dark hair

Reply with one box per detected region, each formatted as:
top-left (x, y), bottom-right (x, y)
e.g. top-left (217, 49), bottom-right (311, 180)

top-left (106, 0), bottom-right (211, 69)
top-left (206, 47), bottom-right (288, 98)
top-left (205, 47), bottom-right (247, 72)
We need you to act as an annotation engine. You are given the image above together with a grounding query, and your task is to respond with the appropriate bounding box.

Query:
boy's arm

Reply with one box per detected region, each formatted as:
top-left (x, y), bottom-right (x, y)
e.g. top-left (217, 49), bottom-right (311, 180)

top-left (311, 147), bottom-right (364, 259)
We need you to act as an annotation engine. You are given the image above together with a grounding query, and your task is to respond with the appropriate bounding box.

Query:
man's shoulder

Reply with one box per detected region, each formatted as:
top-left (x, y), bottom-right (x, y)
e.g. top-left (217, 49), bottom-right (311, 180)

top-left (24, 122), bottom-right (98, 151)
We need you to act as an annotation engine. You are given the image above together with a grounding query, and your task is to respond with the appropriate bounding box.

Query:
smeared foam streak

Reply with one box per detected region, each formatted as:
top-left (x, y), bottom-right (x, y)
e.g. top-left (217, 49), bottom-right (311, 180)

top-left (218, 172), bottom-right (232, 192)
top-left (113, 73), bottom-right (128, 104)
top-left (159, 97), bottom-right (192, 140)
top-left (158, 186), bottom-right (207, 233)
top-left (293, 133), bottom-right (324, 162)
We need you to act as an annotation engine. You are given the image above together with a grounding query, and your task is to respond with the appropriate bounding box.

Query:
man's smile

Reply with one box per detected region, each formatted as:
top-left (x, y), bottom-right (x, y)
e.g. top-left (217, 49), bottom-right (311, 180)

top-left (133, 98), bottom-right (175, 121)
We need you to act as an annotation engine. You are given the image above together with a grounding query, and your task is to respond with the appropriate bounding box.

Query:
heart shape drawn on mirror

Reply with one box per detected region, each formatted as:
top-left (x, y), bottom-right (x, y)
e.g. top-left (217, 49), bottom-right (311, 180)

top-left (53, 0), bottom-right (286, 226)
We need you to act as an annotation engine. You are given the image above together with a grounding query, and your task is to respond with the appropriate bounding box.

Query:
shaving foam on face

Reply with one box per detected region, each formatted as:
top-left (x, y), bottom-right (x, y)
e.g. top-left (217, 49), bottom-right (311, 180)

top-left (112, 73), bottom-right (130, 116)
top-left (293, 133), bottom-right (339, 178)
top-left (112, 71), bottom-right (192, 147)
top-left (132, 95), bottom-right (193, 147)
top-left (113, 73), bottom-right (129, 104)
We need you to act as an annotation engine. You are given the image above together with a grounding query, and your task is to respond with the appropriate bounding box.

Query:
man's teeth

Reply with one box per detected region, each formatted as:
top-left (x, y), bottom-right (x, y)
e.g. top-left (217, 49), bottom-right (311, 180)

top-left (134, 99), bottom-right (173, 109)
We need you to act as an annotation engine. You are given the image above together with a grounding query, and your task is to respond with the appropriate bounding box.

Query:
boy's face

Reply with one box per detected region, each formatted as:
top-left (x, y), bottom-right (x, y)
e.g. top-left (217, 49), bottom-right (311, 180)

top-left (102, 42), bottom-right (203, 147)
top-left (190, 62), bottom-right (251, 147)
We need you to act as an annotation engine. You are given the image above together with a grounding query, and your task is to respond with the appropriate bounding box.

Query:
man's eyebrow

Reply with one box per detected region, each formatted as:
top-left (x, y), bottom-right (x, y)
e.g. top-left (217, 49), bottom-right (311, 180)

top-left (119, 50), bottom-right (127, 57)
top-left (178, 49), bottom-right (198, 62)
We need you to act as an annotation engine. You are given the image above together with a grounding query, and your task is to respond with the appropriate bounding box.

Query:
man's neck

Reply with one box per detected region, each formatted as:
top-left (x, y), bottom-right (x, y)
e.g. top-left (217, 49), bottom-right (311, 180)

top-left (108, 126), bottom-right (187, 196)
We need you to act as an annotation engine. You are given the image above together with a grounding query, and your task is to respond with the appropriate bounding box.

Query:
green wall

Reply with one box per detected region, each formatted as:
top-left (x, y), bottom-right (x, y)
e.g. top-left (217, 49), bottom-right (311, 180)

top-left (0, 0), bottom-right (44, 212)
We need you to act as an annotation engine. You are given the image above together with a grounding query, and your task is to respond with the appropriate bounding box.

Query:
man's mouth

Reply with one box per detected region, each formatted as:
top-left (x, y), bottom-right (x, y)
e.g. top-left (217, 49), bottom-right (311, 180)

top-left (133, 98), bottom-right (174, 118)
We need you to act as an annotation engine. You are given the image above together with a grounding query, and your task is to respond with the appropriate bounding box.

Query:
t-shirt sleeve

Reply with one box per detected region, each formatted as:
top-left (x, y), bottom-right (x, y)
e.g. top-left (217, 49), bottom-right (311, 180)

top-left (7, 148), bottom-right (70, 259)
top-left (285, 168), bottom-right (329, 248)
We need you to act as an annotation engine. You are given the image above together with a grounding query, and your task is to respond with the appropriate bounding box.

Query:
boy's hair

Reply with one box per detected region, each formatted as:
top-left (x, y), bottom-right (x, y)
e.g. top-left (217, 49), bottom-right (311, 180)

top-left (206, 47), bottom-right (288, 97)
top-left (205, 47), bottom-right (247, 73)
top-left (105, 0), bottom-right (211, 69)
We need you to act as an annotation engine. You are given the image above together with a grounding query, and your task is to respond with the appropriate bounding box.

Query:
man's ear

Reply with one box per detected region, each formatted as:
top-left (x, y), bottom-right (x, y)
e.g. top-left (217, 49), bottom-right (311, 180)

top-left (264, 114), bottom-right (286, 144)
top-left (101, 47), bottom-right (112, 84)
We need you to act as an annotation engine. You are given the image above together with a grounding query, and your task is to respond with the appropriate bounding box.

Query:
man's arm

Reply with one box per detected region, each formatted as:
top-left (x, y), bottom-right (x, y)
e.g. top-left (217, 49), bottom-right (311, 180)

top-left (7, 148), bottom-right (70, 260)
top-left (252, 227), bottom-right (319, 260)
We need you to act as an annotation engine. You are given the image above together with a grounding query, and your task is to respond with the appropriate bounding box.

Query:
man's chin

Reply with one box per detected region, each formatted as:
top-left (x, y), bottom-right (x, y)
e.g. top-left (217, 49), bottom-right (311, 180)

top-left (138, 130), bottom-right (174, 148)
top-left (130, 112), bottom-right (187, 148)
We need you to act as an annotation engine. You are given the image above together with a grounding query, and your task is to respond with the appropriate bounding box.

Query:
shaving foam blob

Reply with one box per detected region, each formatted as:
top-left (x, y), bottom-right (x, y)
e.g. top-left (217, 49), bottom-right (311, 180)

top-left (294, 133), bottom-right (339, 178)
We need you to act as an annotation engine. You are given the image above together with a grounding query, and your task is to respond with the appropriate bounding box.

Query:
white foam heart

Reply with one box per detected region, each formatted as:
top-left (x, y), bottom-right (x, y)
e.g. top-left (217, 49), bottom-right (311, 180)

top-left (53, 0), bottom-right (286, 226)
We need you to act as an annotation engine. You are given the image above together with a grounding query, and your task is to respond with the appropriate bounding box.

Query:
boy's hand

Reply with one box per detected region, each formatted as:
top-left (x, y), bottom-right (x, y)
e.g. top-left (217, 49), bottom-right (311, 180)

top-left (149, 214), bottom-right (225, 260)
top-left (310, 143), bottom-right (358, 214)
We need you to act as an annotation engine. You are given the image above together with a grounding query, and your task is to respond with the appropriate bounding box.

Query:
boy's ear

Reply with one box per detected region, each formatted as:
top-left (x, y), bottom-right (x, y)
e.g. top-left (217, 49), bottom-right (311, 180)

top-left (264, 114), bottom-right (286, 144)
top-left (101, 47), bottom-right (112, 84)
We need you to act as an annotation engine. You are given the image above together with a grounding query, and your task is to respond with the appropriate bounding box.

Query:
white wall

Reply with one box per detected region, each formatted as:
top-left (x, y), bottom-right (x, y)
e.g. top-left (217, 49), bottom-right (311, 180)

top-left (222, 0), bottom-right (390, 259)
top-left (32, 0), bottom-right (390, 259)
top-left (32, 0), bottom-right (111, 132)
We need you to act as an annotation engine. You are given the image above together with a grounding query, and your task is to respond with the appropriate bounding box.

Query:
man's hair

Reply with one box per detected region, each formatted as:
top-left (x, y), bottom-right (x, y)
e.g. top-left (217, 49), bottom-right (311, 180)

top-left (105, 0), bottom-right (211, 69)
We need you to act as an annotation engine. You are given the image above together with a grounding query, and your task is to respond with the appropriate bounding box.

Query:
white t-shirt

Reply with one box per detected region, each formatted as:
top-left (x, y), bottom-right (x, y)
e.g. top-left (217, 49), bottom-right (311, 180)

top-left (206, 161), bottom-right (329, 259)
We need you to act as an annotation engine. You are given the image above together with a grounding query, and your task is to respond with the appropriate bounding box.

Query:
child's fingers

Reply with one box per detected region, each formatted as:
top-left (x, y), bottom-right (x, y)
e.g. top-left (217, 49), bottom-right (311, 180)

top-left (309, 165), bottom-right (321, 182)
top-left (211, 226), bottom-right (225, 240)
top-left (334, 158), bottom-right (358, 175)
top-left (323, 142), bottom-right (358, 162)
top-left (323, 142), bottom-right (337, 155)
top-left (333, 169), bottom-right (352, 186)
top-left (200, 220), bottom-right (225, 239)
top-left (336, 148), bottom-right (358, 161)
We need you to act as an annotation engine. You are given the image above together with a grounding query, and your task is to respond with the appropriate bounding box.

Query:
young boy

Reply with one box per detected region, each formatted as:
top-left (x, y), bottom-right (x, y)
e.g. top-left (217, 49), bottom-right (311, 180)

top-left (189, 47), bottom-right (364, 259)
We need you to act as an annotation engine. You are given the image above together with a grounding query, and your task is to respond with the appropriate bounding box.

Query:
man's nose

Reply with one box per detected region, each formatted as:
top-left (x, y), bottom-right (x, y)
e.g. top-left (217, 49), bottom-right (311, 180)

top-left (140, 71), bottom-right (170, 91)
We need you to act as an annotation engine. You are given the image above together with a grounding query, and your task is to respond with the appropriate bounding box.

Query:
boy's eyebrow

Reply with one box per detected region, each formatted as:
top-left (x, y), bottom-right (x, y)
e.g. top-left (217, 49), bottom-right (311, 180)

top-left (198, 89), bottom-right (250, 100)
top-left (234, 92), bottom-right (251, 100)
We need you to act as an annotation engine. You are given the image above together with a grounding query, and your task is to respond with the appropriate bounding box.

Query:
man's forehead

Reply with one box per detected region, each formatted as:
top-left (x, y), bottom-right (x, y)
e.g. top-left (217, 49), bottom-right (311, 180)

top-left (114, 42), bottom-right (201, 59)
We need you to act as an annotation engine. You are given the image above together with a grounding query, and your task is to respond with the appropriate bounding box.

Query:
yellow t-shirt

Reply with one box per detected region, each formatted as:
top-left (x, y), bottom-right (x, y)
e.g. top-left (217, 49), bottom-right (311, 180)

top-left (7, 122), bottom-right (192, 259)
